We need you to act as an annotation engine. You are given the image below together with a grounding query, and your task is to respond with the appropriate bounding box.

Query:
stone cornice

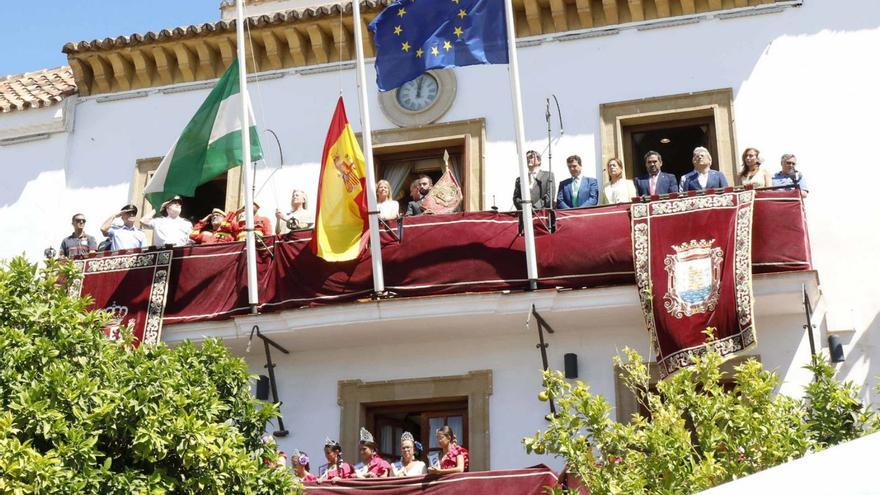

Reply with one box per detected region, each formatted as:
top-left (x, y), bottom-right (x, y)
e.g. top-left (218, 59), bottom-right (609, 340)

top-left (64, 0), bottom-right (785, 97)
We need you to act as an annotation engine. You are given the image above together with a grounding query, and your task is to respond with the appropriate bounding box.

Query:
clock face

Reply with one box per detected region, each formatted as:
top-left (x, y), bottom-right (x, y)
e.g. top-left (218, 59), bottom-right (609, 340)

top-left (396, 74), bottom-right (440, 112)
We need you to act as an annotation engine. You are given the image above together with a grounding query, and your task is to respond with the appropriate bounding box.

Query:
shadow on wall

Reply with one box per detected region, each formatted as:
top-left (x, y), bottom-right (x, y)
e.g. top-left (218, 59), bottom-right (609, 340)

top-left (832, 309), bottom-right (880, 404)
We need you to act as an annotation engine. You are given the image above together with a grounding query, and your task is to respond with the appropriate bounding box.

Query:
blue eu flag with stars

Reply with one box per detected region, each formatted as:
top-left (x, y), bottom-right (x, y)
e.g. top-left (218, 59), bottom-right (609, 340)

top-left (369, 0), bottom-right (509, 91)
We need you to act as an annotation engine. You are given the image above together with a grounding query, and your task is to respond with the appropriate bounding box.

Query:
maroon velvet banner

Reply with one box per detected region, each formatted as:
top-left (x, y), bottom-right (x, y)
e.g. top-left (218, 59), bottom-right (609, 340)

top-left (75, 191), bottom-right (809, 327)
top-left (302, 466), bottom-right (559, 494)
top-left (631, 191), bottom-right (756, 378)
top-left (70, 250), bottom-right (173, 346)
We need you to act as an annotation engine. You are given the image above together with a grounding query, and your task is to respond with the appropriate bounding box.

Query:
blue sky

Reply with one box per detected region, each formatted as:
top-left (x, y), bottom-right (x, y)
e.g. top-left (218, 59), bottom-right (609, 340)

top-left (1, 0), bottom-right (221, 75)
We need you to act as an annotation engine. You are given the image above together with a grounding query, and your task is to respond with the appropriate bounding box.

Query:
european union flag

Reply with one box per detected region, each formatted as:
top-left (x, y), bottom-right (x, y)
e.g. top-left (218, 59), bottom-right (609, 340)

top-left (369, 0), bottom-right (509, 91)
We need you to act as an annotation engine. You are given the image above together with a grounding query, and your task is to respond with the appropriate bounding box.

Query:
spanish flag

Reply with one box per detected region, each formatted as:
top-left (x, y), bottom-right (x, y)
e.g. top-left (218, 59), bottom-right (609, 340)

top-left (311, 97), bottom-right (369, 261)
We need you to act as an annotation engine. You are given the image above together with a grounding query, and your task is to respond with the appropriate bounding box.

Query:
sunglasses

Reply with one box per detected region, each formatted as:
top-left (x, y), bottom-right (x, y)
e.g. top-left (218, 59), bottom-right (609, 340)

top-left (74, 218), bottom-right (86, 223)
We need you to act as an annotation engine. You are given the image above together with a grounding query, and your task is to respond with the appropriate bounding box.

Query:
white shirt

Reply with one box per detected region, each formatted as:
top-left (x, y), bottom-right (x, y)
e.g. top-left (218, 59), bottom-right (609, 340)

top-left (394, 460), bottom-right (427, 477)
top-left (107, 225), bottom-right (146, 251)
top-left (378, 199), bottom-right (400, 221)
top-left (697, 170), bottom-right (710, 189)
top-left (147, 216), bottom-right (192, 247)
top-left (278, 208), bottom-right (315, 234)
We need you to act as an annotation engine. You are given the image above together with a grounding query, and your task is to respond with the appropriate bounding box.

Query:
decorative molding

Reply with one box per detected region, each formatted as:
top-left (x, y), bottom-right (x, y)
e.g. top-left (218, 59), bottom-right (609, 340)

top-left (0, 96), bottom-right (77, 143)
top-left (63, 1), bottom-right (794, 97)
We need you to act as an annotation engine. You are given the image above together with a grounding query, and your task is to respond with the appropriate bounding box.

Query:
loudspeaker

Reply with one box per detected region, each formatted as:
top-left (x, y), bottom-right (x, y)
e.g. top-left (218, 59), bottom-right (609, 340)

top-left (256, 374), bottom-right (270, 401)
top-left (564, 353), bottom-right (578, 379)
top-left (828, 335), bottom-right (845, 363)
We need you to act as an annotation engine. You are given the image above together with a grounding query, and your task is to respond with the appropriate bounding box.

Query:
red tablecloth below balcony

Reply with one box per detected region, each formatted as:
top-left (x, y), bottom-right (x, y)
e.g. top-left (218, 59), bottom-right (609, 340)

top-left (122, 190), bottom-right (810, 324)
top-left (301, 466), bottom-right (561, 494)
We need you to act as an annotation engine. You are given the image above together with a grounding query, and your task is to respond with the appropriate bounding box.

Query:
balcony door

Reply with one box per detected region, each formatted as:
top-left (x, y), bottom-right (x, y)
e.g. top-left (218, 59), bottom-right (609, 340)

top-left (366, 399), bottom-right (468, 463)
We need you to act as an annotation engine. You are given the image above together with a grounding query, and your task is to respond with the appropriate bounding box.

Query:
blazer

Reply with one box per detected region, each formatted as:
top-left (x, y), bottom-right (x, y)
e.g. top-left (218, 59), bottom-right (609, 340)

top-left (634, 172), bottom-right (678, 196)
top-left (513, 170), bottom-right (555, 210)
top-left (556, 176), bottom-right (598, 209)
top-left (406, 199), bottom-right (424, 216)
top-left (680, 169), bottom-right (729, 192)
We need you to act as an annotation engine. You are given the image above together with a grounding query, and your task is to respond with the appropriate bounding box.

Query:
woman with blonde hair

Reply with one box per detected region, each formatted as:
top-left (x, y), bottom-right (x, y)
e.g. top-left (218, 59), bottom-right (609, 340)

top-left (376, 179), bottom-right (400, 221)
top-left (275, 189), bottom-right (314, 234)
top-left (394, 431), bottom-right (427, 477)
top-left (600, 157), bottom-right (637, 204)
top-left (739, 147), bottom-right (772, 188)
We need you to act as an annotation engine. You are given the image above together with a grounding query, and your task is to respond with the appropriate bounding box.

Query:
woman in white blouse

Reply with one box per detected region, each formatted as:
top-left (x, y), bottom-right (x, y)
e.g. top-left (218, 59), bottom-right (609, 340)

top-left (275, 189), bottom-right (315, 235)
top-left (394, 432), bottom-right (427, 477)
top-left (739, 147), bottom-right (772, 188)
top-left (600, 157), bottom-right (637, 204)
top-left (376, 180), bottom-right (400, 221)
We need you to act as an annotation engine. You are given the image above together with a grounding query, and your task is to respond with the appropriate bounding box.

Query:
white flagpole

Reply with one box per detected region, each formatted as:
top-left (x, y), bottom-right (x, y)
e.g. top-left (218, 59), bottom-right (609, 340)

top-left (236, 0), bottom-right (261, 312)
top-left (351, 0), bottom-right (386, 295)
top-left (503, 0), bottom-right (540, 290)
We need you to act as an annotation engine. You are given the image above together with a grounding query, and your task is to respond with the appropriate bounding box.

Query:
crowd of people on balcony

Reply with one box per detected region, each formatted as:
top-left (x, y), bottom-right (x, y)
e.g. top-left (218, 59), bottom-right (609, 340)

top-left (263, 426), bottom-right (469, 485)
top-left (56, 145), bottom-right (806, 258)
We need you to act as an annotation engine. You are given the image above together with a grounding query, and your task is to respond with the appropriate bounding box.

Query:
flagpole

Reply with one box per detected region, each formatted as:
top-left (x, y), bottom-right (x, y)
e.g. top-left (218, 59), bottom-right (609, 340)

top-left (503, 0), bottom-right (540, 290)
top-left (236, 0), bottom-right (261, 313)
top-left (351, 0), bottom-right (386, 296)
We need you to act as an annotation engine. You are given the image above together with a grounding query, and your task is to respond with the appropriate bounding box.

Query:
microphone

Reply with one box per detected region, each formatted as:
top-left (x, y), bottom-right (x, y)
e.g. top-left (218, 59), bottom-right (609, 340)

top-left (545, 98), bottom-right (551, 123)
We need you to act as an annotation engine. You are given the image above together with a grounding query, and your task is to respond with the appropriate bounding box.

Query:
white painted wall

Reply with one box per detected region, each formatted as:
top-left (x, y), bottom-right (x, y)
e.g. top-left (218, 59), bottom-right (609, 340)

top-left (241, 309), bottom-right (811, 470)
top-left (0, 0), bottom-right (877, 412)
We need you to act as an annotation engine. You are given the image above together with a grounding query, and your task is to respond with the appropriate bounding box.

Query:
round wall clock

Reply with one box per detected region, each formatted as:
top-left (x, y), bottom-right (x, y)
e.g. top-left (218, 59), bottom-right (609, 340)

top-left (378, 69), bottom-right (457, 127)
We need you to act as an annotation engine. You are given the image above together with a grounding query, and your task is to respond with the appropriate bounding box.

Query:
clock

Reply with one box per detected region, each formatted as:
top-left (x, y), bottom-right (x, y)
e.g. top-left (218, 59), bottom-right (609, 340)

top-left (396, 73), bottom-right (440, 112)
top-left (378, 69), bottom-right (457, 127)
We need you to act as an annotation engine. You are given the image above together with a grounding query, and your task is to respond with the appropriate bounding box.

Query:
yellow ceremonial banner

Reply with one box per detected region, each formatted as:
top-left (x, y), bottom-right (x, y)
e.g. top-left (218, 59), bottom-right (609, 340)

top-left (310, 97), bottom-right (369, 262)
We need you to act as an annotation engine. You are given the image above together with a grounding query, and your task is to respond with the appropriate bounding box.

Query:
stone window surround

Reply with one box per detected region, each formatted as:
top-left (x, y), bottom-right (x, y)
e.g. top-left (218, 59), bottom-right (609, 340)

top-left (599, 88), bottom-right (737, 190)
top-left (365, 118), bottom-right (486, 212)
top-left (338, 370), bottom-right (492, 471)
top-left (131, 157), bottom-right (243, 224)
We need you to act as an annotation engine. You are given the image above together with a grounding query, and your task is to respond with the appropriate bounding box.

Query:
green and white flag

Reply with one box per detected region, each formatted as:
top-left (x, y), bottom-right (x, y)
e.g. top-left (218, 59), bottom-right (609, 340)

top-left (145, 58), bottom-right (262, 210)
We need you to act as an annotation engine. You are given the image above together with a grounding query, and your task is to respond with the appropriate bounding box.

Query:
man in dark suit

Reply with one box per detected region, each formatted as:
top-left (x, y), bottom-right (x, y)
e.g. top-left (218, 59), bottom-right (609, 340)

top-left (556, 155), bottom-right (598, 209)
top-left (634, 151), bottom-right (678, 196)
top-left (513, 150), bottom-right (555, 210)
top-left (406, 175), bottom-right (433, 215)
top-left (680, 147), bottom-right (729, 192)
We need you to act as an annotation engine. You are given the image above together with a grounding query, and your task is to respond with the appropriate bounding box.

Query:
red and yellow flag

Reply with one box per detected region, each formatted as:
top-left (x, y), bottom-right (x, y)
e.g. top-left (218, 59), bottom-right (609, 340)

top-left (311, 97), bottom-right (369, 261)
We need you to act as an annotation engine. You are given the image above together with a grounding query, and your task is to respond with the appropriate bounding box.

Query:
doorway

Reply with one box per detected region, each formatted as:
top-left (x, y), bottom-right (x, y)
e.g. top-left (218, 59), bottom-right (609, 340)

top-left (365, 399), bottom-right (468, 464)
top-left (374, 145), bottom-right (465, 214)
top-left (623, 117), bottom-right (718, 182)
top-left (179, 174), bottom-right (229, 224)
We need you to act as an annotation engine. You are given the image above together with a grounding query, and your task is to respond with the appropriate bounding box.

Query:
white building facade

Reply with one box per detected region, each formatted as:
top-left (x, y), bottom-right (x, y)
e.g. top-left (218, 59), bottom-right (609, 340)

top-left (1, 0), bottom-right (878, 471)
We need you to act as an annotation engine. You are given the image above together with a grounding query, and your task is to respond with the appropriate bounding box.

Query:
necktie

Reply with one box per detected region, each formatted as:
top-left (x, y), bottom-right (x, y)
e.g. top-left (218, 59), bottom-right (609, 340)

top-left (649, 175), bottom-right (657, 195)
top-left (572, 177), bottom-right (581, 207)
top-left (529, 172), bottom-right (536, 188)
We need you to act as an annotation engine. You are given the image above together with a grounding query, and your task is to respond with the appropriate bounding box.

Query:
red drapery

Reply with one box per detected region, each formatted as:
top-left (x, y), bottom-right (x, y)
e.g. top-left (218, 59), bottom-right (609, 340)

top-left (301, 466), bottom-right (559, 494)
top-left (631, 191), bottom-right (756, 378)
top-left (74, 191), bottom-right (810, 329)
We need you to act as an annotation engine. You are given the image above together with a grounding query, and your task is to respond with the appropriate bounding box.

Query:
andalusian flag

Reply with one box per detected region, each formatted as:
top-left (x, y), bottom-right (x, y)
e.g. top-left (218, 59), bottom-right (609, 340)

top-left (311, 98), bottom-right (369, 262)
top-left (144, 59), bottom-right (262, 210)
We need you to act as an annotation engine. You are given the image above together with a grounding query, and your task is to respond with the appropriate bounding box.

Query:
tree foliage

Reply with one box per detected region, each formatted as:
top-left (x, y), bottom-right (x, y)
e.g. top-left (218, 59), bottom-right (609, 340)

top-left (0, 257), bottom-right (296, 494)
top-left (524, 346), bottom-right (876, 495)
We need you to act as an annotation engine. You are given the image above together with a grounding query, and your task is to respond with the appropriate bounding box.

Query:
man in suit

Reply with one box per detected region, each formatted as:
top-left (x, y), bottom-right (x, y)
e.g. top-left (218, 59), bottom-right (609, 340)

top-left (556, 155), bottom-right (598, 209)
top-left (406, 175), bottom-right (433, 216)
top-left (513, 150), bottom-right (555, 210)
top-left (680, 147), bottom-right (729, 192)
top-left (634, 151), bottom-right (678, 196)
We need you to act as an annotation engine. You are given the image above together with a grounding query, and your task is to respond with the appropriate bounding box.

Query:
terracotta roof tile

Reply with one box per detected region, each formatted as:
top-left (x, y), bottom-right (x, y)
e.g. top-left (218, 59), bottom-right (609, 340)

top-left (62, 0), bottom-right (391, 54)
top-left (0, 67), bottom-right (77, 113)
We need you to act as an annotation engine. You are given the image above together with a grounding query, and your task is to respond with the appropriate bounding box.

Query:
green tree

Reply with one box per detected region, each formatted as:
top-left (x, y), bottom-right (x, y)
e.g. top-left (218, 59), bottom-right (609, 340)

top-left (0, 257), bottom-right (297, 494)
top-left (524, 346), bottom-right (875, 495)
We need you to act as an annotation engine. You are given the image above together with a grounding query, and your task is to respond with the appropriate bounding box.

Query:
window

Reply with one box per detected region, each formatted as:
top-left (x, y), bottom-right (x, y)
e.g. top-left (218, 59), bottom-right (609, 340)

top-left (367, 118), bottom-right (485, 212)
top-left (131, 157), bottom-right (243, 240)
top-left (366, 399), bottom-right (468, 462)
top-left (600, 88), bottom-right (737, 189)
top-left (338, 370), bottom-right (491, 471)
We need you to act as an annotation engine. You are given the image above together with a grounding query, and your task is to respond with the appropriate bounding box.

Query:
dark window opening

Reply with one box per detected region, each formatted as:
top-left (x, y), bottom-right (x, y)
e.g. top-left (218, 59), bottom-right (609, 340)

top-left (623, 117), bottom-right (718, 184)
top-left (365, 399), bottom-right (468, 464)
top-left (179, 175), bottom-right (228, 224)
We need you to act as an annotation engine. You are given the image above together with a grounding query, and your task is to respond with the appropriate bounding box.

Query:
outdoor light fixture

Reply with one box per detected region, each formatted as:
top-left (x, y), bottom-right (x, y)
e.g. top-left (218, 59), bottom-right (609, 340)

top-left (256, 374), bottom-right (270, 401)
top-left (828, 335), bottom-right (845, 363)
top-left (44, 246), bottom-right (56, 259)
top-left (660, 138), bottom-right (671, 144)
top-left (564, 353), bottom-right (578, 379)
